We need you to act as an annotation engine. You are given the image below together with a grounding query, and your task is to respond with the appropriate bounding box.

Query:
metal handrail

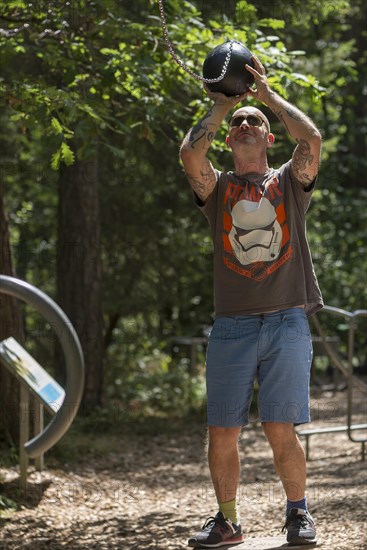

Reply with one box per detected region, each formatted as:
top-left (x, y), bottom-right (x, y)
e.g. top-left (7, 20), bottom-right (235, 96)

top-left (314, 305), bottom-right (367, 445)
top-left (311, 314), bottom-right (367, 392)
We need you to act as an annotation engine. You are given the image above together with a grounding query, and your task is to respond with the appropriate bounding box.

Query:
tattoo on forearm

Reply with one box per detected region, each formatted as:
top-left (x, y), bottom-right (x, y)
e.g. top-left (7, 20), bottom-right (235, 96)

top-left (207, 129), bottom-right (215, 142)
top-left (297, 139), bottom-right (314, 166)
top-left (271, 100), bottom-right (320, 186)
top-left (274, 110), bottom-right (290, 134)
top-left (199, 166), bottom-right (215, 183)
top-left (275, 104), bottom-right (313, 136)
top-left (285, 106), bottom-right (304, 122)
top-left (185, 161), bottom-right (217, 199)
top-left (293, 139), bottom-right (315, 184)
top-left (189, 110), bottom-right (217, 149)
top-left (186, 173), bottom-right (207, 196)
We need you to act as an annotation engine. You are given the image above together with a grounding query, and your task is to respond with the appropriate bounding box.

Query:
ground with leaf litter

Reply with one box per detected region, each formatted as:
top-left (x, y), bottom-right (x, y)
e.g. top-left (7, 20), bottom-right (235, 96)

top-left (0, 387), bottom-right (366, 550)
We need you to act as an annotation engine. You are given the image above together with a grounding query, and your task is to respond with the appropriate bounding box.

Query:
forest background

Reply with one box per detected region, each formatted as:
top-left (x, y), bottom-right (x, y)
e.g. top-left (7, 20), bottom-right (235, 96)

top-left (0, 0), bottom-right (366, 443)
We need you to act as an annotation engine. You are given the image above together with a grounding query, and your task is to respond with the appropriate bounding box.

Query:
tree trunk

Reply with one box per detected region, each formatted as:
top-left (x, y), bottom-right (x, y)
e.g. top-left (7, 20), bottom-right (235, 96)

top-left (0, 180), bottom-right (24, 443)
top-left (56, 154), bottom-right (103, 406)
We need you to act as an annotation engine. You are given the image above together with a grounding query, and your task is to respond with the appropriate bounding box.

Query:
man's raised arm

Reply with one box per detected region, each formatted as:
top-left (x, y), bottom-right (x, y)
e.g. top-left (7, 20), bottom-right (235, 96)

top-left (267, 94), bottom-right (321, 187)
top-left (180, 91), bottom-right (245, 202)
top-left (246, 56), bottom-right (322, 187)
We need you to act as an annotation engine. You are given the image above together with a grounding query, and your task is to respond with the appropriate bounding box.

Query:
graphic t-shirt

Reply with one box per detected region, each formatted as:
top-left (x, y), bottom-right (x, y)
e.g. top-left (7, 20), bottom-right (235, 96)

top-left (197, 160), bottom-right (323, 317)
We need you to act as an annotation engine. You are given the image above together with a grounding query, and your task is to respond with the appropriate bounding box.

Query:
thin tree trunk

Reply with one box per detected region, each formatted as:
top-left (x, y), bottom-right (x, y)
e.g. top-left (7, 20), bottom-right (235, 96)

top-left (56, 154), bottom-right (103, 406)
top-left (0, 180), bottom-right (24, 442)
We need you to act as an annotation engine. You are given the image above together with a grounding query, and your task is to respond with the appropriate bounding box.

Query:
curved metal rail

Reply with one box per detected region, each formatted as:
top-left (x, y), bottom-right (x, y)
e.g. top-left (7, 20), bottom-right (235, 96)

top-left (312, 305), bottom-right (367, 445)
top-left (0, 275), bottom-right (85, 458)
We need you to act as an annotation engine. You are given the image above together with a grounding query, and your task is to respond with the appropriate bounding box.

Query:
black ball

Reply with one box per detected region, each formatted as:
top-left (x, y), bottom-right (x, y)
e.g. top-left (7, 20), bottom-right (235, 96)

top-left (203, 40), bottom-right (255, 96)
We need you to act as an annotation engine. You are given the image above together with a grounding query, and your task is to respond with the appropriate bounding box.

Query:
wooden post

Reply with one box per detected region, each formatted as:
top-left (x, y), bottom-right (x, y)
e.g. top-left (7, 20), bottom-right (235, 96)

top-left (19, 385), bottom-right (30, 488)
top-left (34, 399), bottom-right (44, 471)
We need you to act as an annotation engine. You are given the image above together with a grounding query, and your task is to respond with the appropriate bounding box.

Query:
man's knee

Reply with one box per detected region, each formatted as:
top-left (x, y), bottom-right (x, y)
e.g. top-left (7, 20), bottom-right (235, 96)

top-left (262, 421), bottom-right (296, 437)
top-left (262, 422), bottom-right (298, 450)
top-left (208, 425), bottom-right (241, 446)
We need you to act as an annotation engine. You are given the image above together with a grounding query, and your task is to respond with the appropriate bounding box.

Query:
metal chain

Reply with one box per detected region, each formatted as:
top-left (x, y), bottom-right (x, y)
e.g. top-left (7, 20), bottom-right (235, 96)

top-left (157, 0), bottom-right (233, 83)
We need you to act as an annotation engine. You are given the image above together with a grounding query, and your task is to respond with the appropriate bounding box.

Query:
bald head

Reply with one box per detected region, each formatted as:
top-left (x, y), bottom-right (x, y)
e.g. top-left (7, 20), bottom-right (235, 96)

top-left (230, 107), bottom-right (270, 132)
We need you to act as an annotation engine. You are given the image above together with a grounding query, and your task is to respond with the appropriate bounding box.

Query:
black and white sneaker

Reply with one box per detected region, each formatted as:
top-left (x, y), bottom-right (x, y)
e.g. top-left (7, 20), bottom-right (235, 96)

top-left (282, 508), bottom-right (317, 546)
top-left (188, 511), bottom-right (243, 548)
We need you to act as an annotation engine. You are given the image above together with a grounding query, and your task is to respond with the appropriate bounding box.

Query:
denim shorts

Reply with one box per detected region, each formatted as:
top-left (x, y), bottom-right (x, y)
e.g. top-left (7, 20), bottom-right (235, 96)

top-left (206, 308), bottom-right (313, 427)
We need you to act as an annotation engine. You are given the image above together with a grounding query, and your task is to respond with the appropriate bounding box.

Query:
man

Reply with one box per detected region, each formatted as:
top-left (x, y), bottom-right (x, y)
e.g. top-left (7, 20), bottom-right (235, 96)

top-left (180, 55), bottom-right (323, 548)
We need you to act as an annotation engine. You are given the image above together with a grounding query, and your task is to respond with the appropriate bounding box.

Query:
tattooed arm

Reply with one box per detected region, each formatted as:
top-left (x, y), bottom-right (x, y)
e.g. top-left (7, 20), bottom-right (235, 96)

top-left (246, 56), bottom-right (322, 187)
top-left (268, 94), bottom-right (321, 187)
top-left (180, 90), bottom-right (245, 202)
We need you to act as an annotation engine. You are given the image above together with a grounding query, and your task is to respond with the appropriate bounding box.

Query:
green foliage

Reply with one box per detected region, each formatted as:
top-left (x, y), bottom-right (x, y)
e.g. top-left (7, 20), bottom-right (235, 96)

top-left (103, 312), bottom-right (207, 416)
top-left (309, 187), bottom-right (367, 310)
top-left (108, 360), bottom-right (207, 417)
top-left (51, 142), bottom-right (75, 170)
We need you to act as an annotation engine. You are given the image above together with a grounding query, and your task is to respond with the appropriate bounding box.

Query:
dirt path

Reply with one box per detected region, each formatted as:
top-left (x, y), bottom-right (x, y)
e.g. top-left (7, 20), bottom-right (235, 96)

top-left (1, 389), bottom-right (366, 549)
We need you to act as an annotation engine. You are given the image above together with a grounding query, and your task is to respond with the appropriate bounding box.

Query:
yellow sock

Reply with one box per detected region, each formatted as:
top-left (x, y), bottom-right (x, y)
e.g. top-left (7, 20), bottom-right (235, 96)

top-left (219, 498), bottom-right (239, 525)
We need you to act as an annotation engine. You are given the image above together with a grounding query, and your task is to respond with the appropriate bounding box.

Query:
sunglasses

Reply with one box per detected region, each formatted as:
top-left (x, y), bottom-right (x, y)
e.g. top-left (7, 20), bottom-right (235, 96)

top-left (229, 114), bottom-right (265, 129)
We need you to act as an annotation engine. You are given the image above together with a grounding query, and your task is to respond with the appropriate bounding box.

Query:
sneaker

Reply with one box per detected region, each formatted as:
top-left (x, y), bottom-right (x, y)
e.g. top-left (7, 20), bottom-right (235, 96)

top-left (188, 511), bottom-right (243, 548)
top-left (282, 508), bottom-right (317, 546)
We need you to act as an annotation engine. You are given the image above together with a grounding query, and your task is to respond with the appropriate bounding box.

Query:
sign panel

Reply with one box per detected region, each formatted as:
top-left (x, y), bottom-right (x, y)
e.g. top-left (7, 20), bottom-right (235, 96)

top-left (0, 337), bottom-right (65, 414)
